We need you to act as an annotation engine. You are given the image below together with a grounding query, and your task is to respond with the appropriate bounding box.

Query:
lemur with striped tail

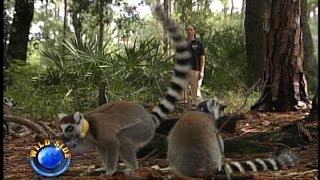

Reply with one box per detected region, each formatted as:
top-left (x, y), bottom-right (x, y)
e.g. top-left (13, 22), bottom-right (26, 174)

top-left (167, 98), bottom-right (299, 178)
top-left (58, 5), bottom-right (192, 176)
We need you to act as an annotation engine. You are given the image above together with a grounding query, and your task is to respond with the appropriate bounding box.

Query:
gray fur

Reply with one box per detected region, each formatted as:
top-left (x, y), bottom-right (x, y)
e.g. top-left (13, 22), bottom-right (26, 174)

top-left (168, 98), bottom-right (299, 178)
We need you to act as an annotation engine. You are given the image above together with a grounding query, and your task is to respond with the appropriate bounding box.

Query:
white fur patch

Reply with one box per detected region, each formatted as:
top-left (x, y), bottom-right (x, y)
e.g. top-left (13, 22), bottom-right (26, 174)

top-left (175, 51), bottom-right (192, 60)
top-left (206, 100), bottom-right (213, 114)
top-left (172, 40), bottom-right (188, 49)
top-left (266, 158), bottom-right (278, 170)
top-left (152, 106), bottom-right (167, 119)
top-left (226, 164), bottom-right (233, 173)
top-left (160, 99), bottom-right (175, 112)
top-left (58, 113), bottom-right (68, 120)
top-left (245, 161), bottom-right (257, 171)
top-left (229, 161), bottom-right (244, 172)
top-left (60, 124), bottom-right (70, 133)
top-left (255, 158), bottom-right (268, 171)
top-left (166, 87), bottom-right (182, 100)
top-left (170, 76), bottom-right (188, 89)
top-left (174, 64), bottom-right (191, 73)
top-left (73, 112), bottom-right (82, 123)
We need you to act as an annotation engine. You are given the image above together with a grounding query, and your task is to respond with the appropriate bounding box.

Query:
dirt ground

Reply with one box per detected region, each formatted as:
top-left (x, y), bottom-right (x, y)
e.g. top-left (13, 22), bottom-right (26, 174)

top-left (3, 110), bottom-right (318, 179)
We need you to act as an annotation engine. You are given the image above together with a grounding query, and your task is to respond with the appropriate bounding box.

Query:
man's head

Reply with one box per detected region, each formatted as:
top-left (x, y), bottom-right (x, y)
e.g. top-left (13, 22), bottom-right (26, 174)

top-left (186, 25), bottom-right (196, 40)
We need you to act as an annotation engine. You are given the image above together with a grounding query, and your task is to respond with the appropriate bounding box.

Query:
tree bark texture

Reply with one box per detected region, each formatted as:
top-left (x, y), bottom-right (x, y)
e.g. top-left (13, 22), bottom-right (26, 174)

top-left (251, 0), bottom-right (310, 112)
top-left (6, 0), bottom-right (35, 63)
top-left (244, 0), bottom-right (267, 87)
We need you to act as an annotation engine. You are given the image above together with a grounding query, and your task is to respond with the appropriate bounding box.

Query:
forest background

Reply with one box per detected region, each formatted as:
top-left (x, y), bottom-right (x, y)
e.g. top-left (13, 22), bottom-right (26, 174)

top-left (3, 0), bottom-right (318, 118)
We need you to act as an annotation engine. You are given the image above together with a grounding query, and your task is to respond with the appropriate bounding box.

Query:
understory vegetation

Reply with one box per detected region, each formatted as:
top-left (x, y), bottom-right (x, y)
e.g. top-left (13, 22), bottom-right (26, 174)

top-left (4, 1), bottom-right (317, 118)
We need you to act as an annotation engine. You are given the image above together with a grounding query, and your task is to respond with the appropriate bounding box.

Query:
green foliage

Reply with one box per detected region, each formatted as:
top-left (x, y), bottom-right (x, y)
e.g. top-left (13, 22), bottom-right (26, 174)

top-left (5, 63), bottom-right (73, 118)
top-left (28, 35), bottom-right (173, 115)
top-left (202, 26), bottom-right (246, 92)
top-left (307, 15), bottom-right (318, 94)
top-left (7, 1), bottom-right (256, 118)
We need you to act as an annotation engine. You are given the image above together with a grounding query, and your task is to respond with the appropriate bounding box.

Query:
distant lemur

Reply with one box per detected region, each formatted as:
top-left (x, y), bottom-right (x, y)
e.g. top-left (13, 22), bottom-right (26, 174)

top-left (58, 5), bottom-right (192, 175)
top-left (167, 98), bottom-right (299, 178)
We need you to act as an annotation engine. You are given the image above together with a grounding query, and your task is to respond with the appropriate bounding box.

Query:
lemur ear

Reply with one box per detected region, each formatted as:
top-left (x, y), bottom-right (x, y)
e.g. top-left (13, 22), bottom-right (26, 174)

top-left (73, 111), bottom-right (83, 124)
top-left (58, 113), bottom-right (67, 120)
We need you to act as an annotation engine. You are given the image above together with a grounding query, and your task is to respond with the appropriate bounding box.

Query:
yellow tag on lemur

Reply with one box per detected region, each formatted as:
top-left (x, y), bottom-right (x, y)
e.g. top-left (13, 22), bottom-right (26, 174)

top-left (80, 119), bottom-right (89, 138)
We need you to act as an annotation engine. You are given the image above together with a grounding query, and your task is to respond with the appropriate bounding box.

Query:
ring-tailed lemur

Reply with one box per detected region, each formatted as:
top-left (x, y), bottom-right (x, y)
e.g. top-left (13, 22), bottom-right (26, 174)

top-left (58, 5), bottom-right (192, 175)
top-left (167, 98), bottom-right (299, 178)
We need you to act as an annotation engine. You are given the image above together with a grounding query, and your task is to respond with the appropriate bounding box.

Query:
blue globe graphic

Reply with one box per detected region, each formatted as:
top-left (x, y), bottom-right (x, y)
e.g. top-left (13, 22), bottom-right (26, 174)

top-left (37, 146), bottom-right (64, 169)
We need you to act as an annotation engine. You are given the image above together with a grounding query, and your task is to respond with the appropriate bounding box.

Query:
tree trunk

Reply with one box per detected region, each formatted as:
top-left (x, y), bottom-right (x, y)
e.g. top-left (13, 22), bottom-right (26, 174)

top-left (230, 0), bottom-right (234, 16)
top-left (98, 81), bottom-right (107, 106)
top-left (240, 0), bottom-right (246, 28)
top-left (163, 0), bottom-right (171, 57)
top-left (62, 0), bottom-right (68, 58)
top-left (251, 0), bottom-right (310, 112)
top-left (63, 0), bottom-right (68, 39)
top-left (98, 0), bottom-right (105, 51)
top-left (71, 11), bottom-right (83, 45)
top-left (6, 0), bottom-right (35, 63)
top-left (245, 0), bottom-right (267, 86)
top-left (204, 0), bottom-right (210, 12)
top-left (43, 0), bottom-right (49, 40)
top-left (3, 2), bottom-right (11, 67)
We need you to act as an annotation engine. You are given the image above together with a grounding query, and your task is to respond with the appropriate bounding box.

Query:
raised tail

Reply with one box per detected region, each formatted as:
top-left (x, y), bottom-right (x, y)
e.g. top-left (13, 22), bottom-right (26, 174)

top-left (226, 150), bottom-right (299, 173)
top-left (151, 5), bottom-right (192, 127)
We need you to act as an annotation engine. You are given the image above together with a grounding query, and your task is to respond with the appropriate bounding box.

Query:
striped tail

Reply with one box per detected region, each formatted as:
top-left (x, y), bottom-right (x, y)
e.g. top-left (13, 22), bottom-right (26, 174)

top-left (151, 5), bottom-right (192, 127)
top-left (226, 150), bottom-right (299, 173)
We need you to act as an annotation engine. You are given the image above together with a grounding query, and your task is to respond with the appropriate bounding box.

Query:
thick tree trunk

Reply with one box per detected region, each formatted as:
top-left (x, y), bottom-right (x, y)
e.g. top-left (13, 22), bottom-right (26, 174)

top-left (244, 0), bottom-right (267, 87)
top-left (6, 0), bottom-right (35, 63)
top-left (252, 0), bottom-right (310, 112)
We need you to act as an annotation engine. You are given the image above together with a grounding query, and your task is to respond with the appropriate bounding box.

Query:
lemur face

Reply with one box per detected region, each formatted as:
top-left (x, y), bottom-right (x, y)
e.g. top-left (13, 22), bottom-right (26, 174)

top-left (58, 112), bottom-right (83, 143)
top-left (196, 98), bottom-right (226, 119)
top-left (3, 97), bottom-right (16, 108)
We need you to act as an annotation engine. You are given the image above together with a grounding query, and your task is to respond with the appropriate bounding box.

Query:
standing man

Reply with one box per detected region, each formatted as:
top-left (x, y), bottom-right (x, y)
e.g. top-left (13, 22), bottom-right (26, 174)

top-left (182, 25), bottom-right (206, 105)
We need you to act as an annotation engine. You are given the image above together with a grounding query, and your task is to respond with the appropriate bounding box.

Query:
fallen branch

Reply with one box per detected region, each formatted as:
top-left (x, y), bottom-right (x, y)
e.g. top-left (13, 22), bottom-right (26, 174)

top-left (4, 115), bottom-right (49, 139)
top-left (286, 169), bottom-right (318, 177)
top-left (38, 121), bottom-right (59, 138)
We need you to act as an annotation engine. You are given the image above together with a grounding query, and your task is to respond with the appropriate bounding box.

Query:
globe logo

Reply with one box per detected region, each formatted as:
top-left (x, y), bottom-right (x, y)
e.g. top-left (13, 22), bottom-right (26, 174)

top-left (37, 147), bottom-right (64, 169)
top-left (29, 140), bottom-right (71, 177)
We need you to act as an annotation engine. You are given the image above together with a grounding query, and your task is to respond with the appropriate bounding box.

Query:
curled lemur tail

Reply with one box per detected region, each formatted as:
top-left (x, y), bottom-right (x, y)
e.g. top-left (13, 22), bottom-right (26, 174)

top-left (226, 150), bottom-right (299, 173)
top-left (151, 5), bottom-right (192, 127)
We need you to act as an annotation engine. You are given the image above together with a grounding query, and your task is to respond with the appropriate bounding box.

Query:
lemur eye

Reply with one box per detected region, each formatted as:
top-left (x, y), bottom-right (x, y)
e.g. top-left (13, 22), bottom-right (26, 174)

top-left (66, 126), bottom-right (74, 132)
